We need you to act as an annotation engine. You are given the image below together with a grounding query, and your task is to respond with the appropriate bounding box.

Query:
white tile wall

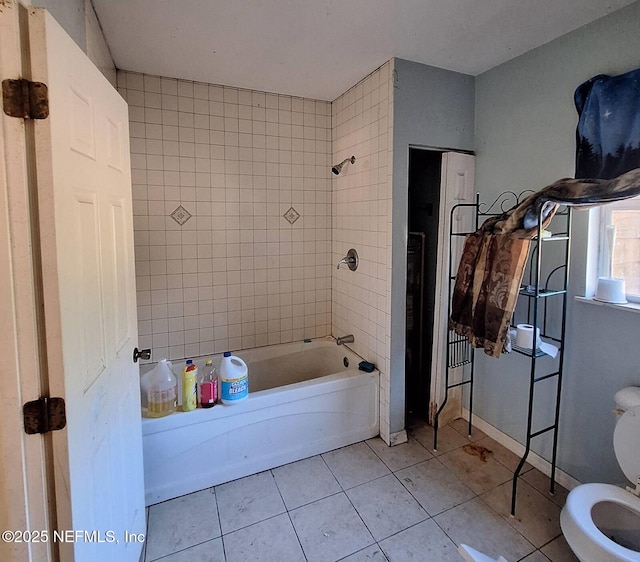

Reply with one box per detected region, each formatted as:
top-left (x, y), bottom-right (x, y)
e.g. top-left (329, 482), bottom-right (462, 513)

top-left (120, 64), bottom-right (396, 439)
top-left (331, 61), bottom-right (394, 443)
top-left (118, 71), bottom-right (332, 360)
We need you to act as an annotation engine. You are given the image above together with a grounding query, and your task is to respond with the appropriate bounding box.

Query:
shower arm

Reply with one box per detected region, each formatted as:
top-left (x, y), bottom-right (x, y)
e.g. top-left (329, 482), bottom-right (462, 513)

top-left (332, 156), bottom-right (356, 175)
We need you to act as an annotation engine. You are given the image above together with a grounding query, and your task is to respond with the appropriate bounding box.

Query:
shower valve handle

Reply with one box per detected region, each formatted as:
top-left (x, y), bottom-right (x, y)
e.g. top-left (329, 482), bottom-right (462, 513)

top-left (336, 248), bottom-right (358, 271)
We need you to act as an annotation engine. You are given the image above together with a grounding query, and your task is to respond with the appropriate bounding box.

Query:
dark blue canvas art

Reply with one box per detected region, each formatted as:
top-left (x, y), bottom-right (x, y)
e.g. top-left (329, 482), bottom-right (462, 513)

top-left (575, 67), bottom-right (640, 180)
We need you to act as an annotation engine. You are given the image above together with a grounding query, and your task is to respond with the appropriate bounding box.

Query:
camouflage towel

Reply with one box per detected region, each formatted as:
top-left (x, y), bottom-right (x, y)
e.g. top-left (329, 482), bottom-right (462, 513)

top-left (450, 168), bottom-right (640, 358)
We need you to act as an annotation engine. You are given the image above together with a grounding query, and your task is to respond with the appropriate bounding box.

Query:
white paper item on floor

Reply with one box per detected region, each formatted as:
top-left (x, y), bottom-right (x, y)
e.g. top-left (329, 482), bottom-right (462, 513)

top-left (458, 543), bottom-right (509, 562)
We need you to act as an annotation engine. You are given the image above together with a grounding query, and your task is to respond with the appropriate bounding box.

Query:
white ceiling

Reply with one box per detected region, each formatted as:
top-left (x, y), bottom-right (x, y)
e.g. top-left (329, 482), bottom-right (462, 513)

top-left (93, 0), bottom-right (636, 101)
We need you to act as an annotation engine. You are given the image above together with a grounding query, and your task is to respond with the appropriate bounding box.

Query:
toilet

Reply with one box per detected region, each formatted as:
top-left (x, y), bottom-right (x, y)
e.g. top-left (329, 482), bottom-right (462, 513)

top-left (560, 387), bottom-right (640, 562)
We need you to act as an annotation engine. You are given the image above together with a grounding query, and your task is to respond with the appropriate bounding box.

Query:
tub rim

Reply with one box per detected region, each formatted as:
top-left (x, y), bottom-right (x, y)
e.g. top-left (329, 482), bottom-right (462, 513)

top-left (141, 338), bottom-right (378, 436)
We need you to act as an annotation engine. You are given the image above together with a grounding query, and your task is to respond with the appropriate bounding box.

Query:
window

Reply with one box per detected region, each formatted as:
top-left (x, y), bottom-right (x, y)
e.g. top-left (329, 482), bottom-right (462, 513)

top-left (599, 198), bottom-right (640, 302)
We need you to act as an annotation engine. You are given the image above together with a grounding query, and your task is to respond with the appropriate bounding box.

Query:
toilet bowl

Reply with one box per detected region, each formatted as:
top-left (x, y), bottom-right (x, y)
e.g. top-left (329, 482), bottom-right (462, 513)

top-left (560, 391), bottom-right (640, 562)
top-left (561, 483), bottom-right (640, 561)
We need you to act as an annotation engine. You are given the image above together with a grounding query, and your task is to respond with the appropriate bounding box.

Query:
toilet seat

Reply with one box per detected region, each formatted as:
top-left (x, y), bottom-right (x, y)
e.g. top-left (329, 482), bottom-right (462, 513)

top-left (562, 483), bottom-right (640, 561)
top-left (614, 405), bottom-right (640, 484)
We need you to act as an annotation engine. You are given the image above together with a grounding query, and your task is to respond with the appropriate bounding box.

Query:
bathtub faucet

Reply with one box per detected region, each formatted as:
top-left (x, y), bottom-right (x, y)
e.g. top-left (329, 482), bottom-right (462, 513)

top-left (336, 334), bottom-right (354, 345)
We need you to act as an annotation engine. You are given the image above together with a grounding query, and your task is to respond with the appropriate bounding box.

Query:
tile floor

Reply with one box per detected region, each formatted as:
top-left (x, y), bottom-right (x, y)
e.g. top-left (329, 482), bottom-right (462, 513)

top-left (142, 418), bottom-right (579, 562)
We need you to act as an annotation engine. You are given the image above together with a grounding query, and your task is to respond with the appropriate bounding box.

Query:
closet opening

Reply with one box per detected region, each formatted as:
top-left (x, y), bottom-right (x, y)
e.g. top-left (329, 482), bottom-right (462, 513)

top-left (406, 148), bottom-right (442, 423)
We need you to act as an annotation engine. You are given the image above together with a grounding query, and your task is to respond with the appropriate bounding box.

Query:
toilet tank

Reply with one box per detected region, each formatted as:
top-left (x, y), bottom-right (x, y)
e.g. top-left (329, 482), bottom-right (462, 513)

top-left (614, 386), bottom-right (640, 413)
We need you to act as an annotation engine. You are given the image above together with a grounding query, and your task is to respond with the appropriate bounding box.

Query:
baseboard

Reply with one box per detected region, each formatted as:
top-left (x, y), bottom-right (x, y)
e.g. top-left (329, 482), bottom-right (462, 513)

top-left (388, 429), bottom-right (408, 446)
top-left (462, 408), bottom-right (581, 491)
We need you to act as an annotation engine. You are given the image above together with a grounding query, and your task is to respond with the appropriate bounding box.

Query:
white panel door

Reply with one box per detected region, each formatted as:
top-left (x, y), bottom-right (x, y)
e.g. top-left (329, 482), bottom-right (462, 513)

top-left (28, 9), bottom-right (145, 562)
top-left (430, 152), bottom-right (475, 423)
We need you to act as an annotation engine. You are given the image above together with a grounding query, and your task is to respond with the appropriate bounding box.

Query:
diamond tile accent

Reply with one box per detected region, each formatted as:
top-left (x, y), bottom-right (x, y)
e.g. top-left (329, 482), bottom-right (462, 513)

top-left (283, 206), bottom-right (300, 224)
top-left (170, 205), bottom-right (192, 226)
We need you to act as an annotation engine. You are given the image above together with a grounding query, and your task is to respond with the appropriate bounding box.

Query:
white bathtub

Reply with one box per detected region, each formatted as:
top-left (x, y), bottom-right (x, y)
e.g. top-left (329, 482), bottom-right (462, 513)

top-left (141, 339), bottom-right (380, 505)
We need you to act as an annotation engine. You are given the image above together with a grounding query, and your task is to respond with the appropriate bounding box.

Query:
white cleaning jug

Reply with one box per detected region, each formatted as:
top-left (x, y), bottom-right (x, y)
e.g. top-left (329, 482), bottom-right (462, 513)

top-left (219, 352), bottom-right (248, 404)
top-left (141, 359), bottom-right (177, 418)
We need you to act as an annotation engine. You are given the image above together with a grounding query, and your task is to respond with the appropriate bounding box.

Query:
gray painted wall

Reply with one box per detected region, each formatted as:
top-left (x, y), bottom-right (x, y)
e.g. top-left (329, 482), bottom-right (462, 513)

top-left (391, 58), bottom-right (475, 433)
top-left (474, 1), bottom-right (640, 485)
top-left (23, 0), bottom-right (116, 86)
top-left (34, 0), bottom-right (86, 49)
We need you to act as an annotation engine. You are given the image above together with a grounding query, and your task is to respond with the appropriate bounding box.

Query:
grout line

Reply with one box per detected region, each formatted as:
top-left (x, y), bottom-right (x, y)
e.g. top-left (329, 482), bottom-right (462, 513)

top-left (217, 505), bottom-right (288, 537)
top-left (148, 536), bottom-right (223, 562)
top-left (145, 424), bottom-right (569, 561)
top-left (473, 486), bottom-right (543, 552)
top-left (341, 490), bottom-right (378, 553)
top-left (398, 423), bottom-right (544, 555)
top-left (432, 431), bottom-right (553, 550)
top-left (212, 485), bottom-right (227, 561)
top-left (461, 409), bottom-right (581, 491)
top-left (284, 509), bottom-right (309, 562)
top-left (362, 436), bottom-right (433, 473)
top-left (288, 489), bottom-right (345, 513)
top-left (317, 443), bottom-right (395, 555)
top-left (269, 467), bottom-right (309, 561)
top-left (335, 544), bottom-right (389, 562)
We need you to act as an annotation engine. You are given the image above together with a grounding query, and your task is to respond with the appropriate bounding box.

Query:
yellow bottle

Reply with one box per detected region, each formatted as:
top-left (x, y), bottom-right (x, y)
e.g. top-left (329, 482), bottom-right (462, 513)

top-left (182, 359), bottom-right (198, 412)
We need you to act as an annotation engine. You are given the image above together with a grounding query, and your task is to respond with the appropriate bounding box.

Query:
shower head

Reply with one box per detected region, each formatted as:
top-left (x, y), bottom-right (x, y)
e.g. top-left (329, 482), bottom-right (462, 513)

top-left (332, 156), bottom-right (356, 175)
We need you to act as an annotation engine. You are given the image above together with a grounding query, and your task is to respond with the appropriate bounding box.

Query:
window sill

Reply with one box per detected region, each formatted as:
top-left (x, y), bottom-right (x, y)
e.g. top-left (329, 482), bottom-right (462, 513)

top-left (575, 296), bottom-right (640, 314)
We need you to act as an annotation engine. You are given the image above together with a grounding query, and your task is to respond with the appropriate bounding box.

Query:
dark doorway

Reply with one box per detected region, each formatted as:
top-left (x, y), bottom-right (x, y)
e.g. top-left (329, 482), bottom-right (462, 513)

top-left (406, 148), bottom-right (442, 422)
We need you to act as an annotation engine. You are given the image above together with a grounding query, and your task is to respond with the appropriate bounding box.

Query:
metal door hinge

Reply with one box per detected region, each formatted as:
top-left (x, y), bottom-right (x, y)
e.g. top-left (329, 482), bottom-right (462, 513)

top-left (23, 397), bottom-right (66, 435)
top-left (2, 78), bottom-right (49, 119)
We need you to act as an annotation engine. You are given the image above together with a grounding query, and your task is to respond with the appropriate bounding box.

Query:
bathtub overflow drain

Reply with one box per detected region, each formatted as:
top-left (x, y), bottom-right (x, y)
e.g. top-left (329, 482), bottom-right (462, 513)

top-left (343, 357), bottom-right (349, 368)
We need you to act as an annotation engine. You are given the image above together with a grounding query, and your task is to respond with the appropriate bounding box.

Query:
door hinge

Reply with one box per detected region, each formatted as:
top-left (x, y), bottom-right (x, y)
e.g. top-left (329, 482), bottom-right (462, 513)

top-left (23, 397), bottom-right (66, 435)
top-left (2, 78), bottom-right (49, 119)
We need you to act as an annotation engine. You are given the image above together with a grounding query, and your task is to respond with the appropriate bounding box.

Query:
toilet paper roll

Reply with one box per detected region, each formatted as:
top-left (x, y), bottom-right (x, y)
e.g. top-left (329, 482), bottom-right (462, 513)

top-left (516, 324), bottom-right (541, 350)
top-left (514, 324), bottom-right (559, 357)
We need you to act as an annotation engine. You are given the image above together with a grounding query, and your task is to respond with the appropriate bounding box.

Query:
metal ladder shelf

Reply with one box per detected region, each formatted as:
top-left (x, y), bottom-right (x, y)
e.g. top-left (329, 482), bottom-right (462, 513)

top-left (433, 191), bottom-right (571, 516)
